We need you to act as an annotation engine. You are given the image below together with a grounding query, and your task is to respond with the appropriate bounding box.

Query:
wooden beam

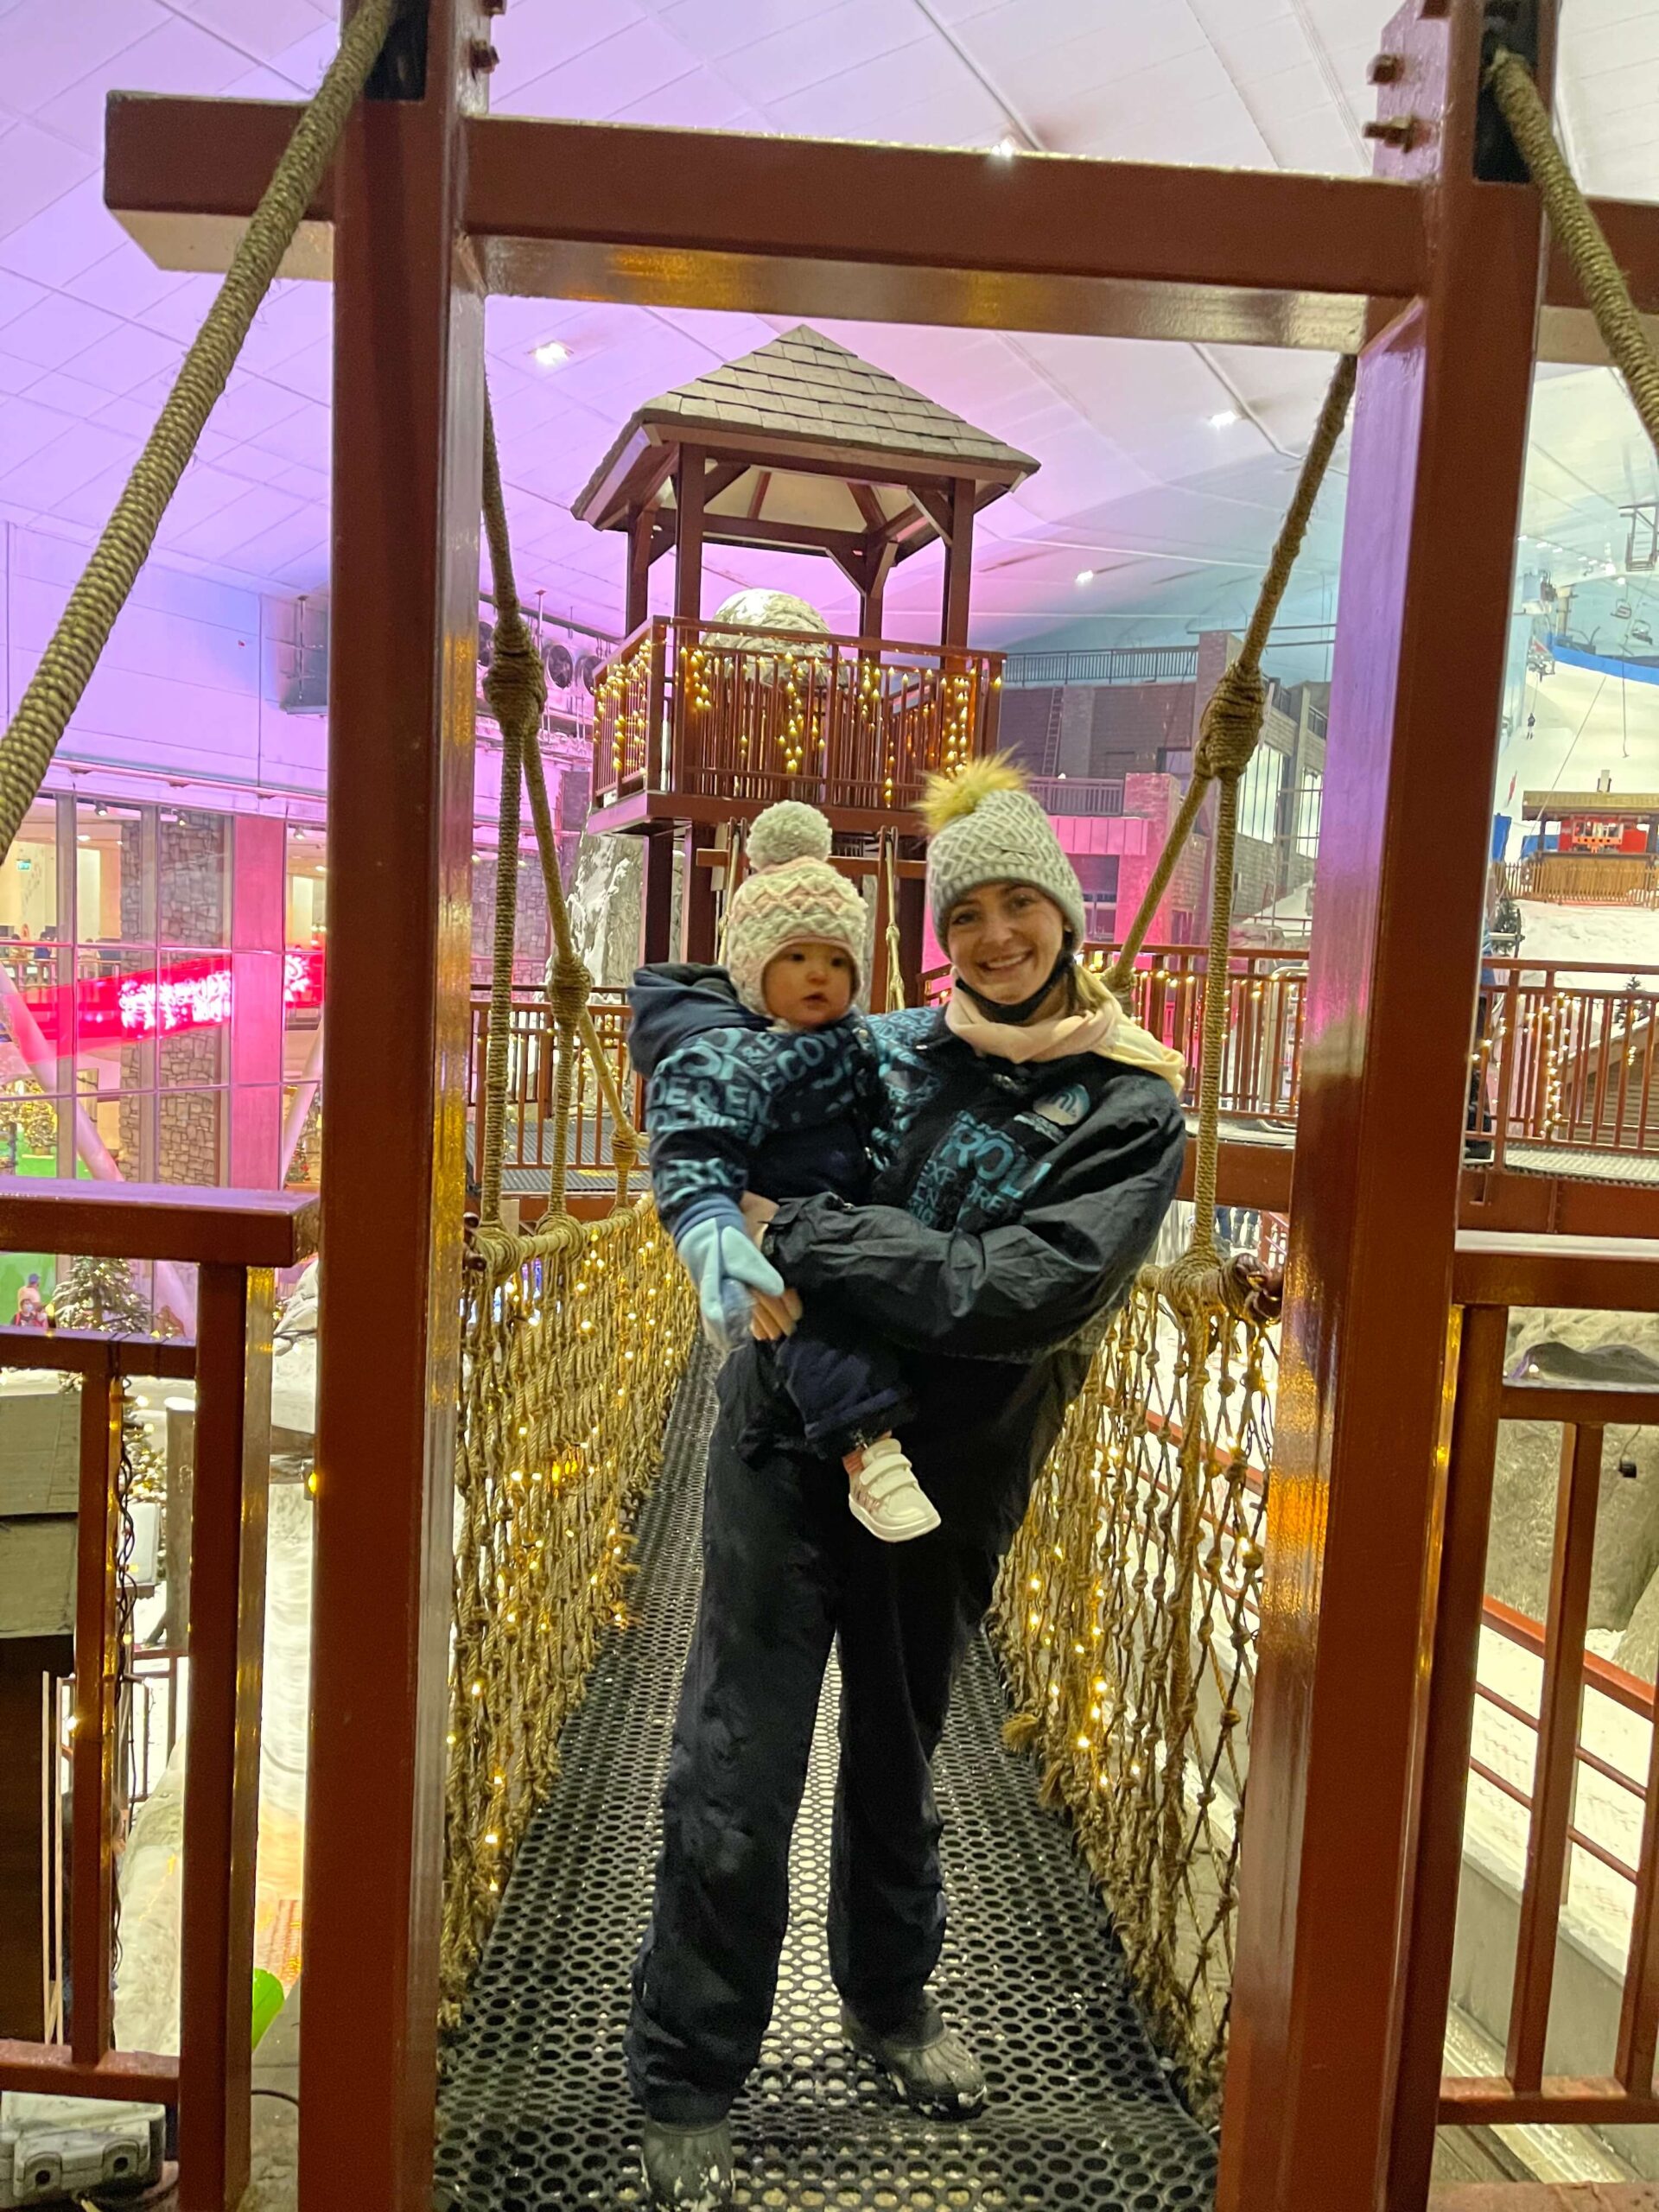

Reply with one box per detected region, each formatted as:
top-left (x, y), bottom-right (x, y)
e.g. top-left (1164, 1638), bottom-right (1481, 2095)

top-left (106, 99), bottom-right (1659, 362)
top-left (746, 467), bottom-right (771, 520)
top-left (301, 4), bottom-right (487, 2207)
top-left (850, 482), bottom-right (885, 531)
top-left (702, 457), bottom-right (747, 506)
top-left (912, 485), bottom-right (954, 542)
top-left (625, 505), bottom-right (654, 634)
top-left (707, 514), bottom-right (869, 562)
top-left (1217, 6), bottom-right (1552, 2208)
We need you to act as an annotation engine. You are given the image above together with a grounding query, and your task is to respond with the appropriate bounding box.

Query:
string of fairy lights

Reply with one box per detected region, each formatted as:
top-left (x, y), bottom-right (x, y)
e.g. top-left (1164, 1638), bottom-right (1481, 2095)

top-left (595, 622), bottom-right (998, 803)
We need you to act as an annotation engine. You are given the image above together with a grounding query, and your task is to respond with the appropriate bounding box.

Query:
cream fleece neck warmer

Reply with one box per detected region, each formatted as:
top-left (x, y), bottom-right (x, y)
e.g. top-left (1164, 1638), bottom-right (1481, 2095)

top-left (944, 986), bottom-right (1186, 1091)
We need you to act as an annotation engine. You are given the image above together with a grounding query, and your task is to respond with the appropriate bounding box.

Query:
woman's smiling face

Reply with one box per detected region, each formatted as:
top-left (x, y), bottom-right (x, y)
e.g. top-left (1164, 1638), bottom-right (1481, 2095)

top-left (944, 880), bottom-right (1067, 1006)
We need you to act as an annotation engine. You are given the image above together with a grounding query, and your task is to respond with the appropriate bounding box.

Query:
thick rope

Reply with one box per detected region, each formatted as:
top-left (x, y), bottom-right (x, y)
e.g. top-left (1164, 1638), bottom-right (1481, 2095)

top-left (0, 0), bottom-right (397, 864)
top-left (478, 393), bottom-right (642, 1211)
top-left (1107, 354), bottom-right (1355, 1000)
top-left (1488, 50), bottom-right (1659, 461)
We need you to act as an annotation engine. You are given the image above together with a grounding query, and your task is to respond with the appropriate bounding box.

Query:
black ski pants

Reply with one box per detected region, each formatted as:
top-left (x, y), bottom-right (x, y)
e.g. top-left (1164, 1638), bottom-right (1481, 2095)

top-left (626, 1412), bottom-right (998, 2125)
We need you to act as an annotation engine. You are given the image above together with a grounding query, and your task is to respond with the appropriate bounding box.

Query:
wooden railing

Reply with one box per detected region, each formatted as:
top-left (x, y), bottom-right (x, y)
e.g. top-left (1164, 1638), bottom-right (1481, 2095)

top-left (1498, 855), bottom-right (1659, 906)
top-left (1392, 1234), bottom-right (1659, 2182)
top-left (474, 952), bottom-right (1659, 1179)
top-left (465, 988), bottom-right (636, 1193)
top-left (0, 1181), bottom-right (317, 2211)
top-left (925, 944), bottom-right (1310, 1125)
top-left (1480, 962), bottom-right (1659, 1164)
top-left (591, 616), bottom-right (1002, 817)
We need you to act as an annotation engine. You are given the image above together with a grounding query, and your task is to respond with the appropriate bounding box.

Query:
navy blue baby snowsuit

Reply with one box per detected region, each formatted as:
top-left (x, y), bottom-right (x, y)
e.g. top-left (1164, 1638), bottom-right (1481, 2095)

top-left (626, 992), bottom-right (1186, 2126)
top-left (630, 963), bottom-right (913, 1451)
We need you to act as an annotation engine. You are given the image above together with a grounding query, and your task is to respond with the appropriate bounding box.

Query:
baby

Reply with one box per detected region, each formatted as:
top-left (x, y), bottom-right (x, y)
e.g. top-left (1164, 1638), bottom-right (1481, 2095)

top-left (631, 800), bottom-right (938, 1542)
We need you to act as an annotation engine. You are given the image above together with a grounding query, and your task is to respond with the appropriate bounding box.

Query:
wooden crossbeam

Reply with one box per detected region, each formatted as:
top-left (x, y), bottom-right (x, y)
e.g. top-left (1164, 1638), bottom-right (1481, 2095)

top-left (103, 100), bottom-right (1659, 360)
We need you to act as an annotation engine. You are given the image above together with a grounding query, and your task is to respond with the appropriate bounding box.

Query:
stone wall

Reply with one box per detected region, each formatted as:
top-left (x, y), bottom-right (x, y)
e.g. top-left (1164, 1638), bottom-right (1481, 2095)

top-left (1484, 1306), bottom-right (1659, 1644)
top-left (159, 813), bottom-right (227, 943)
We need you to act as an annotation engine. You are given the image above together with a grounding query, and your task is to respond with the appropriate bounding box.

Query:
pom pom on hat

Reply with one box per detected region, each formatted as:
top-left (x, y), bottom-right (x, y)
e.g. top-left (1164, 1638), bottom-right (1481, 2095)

top-left (746, 799), bottom-right (832, 869)
top-left (918, 754), bottom-right (1028, 834)
top-left (725, 800), bottom-right (867, 1016)
top-left (919, 754), bottom-right (1087, 946)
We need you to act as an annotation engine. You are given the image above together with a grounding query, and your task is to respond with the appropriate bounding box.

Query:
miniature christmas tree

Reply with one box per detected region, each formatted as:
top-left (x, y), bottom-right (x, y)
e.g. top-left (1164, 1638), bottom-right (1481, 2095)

top-left (52, 1253), bottom-right (158, 1335)
top-left (51, 1255), bottom-right (173, 1498)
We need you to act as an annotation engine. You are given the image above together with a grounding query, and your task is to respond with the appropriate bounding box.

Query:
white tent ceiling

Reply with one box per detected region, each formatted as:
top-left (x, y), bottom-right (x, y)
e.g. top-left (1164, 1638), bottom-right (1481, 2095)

top-left (0, 0), bottom-right (1655, 650)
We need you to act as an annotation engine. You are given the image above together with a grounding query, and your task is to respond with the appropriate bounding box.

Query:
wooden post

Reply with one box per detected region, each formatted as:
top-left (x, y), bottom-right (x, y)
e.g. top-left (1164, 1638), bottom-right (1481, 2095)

top-left (681, 823), bottom-right (718, 964)
top-left (178, 1263), bottom-right (272, 2211)
top-left (896, 841), bottom-right (926, 1005)
top-left (642, 825), bottom-right (677, 966)
top-left (859, 541), bottom-right (896, 642)
top-left (940, 478), bottom-right (975, 649)
top-left (625, 504), bottom-right (654, 634)
top-left (674, 448), bottom-right (705, 624)
top-left (1386, 1301), bottom-right (1508, 2209)
top-left (1217, 7), bottom-right (1551, 2209)
top-left (0, 1636), bottom-right (69, 2042)
top-left (69, 1352), bottom-right (120, 2073)
top-left (302, 3), bottom-right (486, 2206)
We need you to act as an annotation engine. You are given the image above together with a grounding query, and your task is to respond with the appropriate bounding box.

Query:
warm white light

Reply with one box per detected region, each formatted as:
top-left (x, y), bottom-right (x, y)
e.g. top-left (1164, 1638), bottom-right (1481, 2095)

top-left (991, 136), bottom-right (1019, 158)
top-left (1075, 569), bottom-right (1095, 586)
top-left (1208, 408), bottom-right (1239, 429)
top-left (532, 339), bottom-right (571, 367)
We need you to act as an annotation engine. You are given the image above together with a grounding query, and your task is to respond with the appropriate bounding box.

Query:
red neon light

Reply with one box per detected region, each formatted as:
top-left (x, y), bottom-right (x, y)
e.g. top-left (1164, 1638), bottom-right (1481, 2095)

top-left (10, 947), bottom-right (325, 1046)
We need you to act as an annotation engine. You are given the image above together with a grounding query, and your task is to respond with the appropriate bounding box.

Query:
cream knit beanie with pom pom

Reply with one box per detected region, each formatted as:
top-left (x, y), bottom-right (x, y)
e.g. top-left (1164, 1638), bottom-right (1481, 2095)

top-left (725, 800), bottom-right (868, 1015)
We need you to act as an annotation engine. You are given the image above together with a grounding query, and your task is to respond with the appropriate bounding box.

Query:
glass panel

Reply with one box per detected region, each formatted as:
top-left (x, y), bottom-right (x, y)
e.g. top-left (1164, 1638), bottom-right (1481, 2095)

top-left (0, 798), bottom-right (59, 945)
top-left (77, 802), bottom-right (149, 945)
top-left (156, 954), bottom-right (230, 1088)
top-left (73, 949), bottom-right (156, 1164)
top-left (159, 809), bottom-right (230, 947)
top-left (0, 1087), bottom-right (65, 1180)
top-left (155, 1089), bottom-right (225, 1185)
top-left (281, 1083), bottom-right (322, 1188)
top-left (285, 824), bottom-right (327, 950)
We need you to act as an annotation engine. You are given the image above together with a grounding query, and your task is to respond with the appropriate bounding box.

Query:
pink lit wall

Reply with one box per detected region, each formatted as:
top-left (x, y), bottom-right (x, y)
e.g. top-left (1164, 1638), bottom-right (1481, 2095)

top-left (1, 521), bottom-right (329, 822)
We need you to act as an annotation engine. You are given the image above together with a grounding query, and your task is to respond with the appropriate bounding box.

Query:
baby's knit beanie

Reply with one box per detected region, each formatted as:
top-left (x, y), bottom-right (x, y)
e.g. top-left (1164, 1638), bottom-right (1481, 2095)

top-left (725, 801), bottom-right (868, 1015)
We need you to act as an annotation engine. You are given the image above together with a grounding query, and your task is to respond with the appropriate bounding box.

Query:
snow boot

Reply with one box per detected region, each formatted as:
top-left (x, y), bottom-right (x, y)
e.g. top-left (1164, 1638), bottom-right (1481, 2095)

top-left (640, 2117), bottom-right (734, 2209)
top-left (842, 1999), bottom-right (985, 2115)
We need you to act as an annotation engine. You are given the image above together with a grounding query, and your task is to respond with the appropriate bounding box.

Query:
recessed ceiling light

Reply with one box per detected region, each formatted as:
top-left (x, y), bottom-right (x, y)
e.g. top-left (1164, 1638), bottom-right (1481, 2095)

top-left (1075, 569), bottom-right (1095, 586)
top-left (531, 339), bottom-right (571, 368)
top-left (1208, 409), bottom-right (1239, 429)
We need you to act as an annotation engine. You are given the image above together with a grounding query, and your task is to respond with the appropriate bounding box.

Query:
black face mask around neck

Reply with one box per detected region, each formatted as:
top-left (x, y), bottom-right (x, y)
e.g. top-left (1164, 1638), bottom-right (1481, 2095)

top-left (954, 951), bottom-right (1073, 1027)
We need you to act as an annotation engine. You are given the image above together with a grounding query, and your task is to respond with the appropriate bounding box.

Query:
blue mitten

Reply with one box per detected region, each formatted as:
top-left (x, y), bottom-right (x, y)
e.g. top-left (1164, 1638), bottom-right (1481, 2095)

top-left (676, 1203), bottom-right (788, 1351)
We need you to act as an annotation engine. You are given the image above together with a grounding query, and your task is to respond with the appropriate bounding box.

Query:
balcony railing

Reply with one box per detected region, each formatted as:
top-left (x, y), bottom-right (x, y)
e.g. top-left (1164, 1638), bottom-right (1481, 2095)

top-left (1001, 644), bottom-right (1199, 688)
top-left (0, 1180), bottom-right (318, 2210)
top-left (466, 988), bottom-right (639, 1205)
top-left (471, 953), bottom-right (1659, 1185)
top-left (591, 616), bottom-right (1002, 817)
top-left (1027, 777), bottom-right (1126, 817)
top-left (1394, 1237), bottom-right (1659, 2162)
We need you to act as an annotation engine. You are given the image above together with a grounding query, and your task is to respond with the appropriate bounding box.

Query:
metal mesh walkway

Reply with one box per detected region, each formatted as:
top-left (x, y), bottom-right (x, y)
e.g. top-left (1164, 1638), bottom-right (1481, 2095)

top-left (435, 1351), bottom-right (1219, 2212)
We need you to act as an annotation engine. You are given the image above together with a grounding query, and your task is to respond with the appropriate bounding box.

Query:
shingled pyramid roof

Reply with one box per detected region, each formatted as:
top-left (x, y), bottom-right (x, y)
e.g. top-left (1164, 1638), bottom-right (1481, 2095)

top-left (575, 325), bottom-right (1037, 532)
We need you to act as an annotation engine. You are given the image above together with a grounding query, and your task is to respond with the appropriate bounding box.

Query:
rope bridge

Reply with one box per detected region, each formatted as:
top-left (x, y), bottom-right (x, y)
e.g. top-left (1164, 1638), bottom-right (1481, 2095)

top-left (0, 0), bottom-right (1649, 2137)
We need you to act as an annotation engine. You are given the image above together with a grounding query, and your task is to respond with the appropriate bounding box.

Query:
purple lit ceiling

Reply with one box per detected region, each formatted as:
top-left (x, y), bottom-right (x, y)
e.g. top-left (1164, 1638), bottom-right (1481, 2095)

top-left (0, 0), bottom-right (1656, 649)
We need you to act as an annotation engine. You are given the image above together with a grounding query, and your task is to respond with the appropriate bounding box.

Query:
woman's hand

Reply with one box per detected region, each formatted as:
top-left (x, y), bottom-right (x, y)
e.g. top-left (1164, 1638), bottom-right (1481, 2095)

top-left (740, 1191), bottom-right (778, 1238)
top-left (739, 1192), bottom-right (802, 1338)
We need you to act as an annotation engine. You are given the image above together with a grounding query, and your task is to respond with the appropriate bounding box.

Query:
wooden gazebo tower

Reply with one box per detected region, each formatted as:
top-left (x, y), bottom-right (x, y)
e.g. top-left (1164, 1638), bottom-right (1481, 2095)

top-left (575, 326), bottom-right (1038, 985)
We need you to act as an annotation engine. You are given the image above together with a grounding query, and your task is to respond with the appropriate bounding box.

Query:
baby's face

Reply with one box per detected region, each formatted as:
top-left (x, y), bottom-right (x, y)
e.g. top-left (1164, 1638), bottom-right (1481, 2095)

top-left (762, 941), bottom-right (855, 1028)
